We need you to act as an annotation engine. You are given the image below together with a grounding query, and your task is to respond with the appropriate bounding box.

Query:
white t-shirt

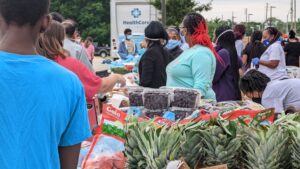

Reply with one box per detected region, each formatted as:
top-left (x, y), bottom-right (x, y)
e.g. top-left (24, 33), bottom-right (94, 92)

top-left (235, 40), bottom-right (244, 57)
top-left (262, 79), bottom-right (300, 113)
top-left (258, 41), bottom-right (289, 81)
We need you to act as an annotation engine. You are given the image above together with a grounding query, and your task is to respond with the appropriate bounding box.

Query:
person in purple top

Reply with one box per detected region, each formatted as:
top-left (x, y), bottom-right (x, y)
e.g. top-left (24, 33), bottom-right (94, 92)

top-left (213, 26), bottom-right (242, 102)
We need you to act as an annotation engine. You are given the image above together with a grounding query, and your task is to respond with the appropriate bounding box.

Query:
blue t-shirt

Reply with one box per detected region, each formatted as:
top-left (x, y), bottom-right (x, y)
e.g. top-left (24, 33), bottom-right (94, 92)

top-left (0, 52), bottom-right (91, 169)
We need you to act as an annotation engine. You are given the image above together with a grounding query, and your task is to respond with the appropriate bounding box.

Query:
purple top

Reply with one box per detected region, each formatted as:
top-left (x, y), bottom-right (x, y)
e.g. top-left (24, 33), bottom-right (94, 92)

top-left (213, 48), bottom-right (241, 102)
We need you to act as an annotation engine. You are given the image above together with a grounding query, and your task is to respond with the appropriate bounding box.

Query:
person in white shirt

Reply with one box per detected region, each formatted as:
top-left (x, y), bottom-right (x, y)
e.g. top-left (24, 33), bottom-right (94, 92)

top-left (240, 70), bottom-right (300, 114)
top-left (62, 19), bottom-right (94, 71)
top-left (234, 24), bottom-right (246, 58)
top-left (252, 27), bottom-right (289, 81)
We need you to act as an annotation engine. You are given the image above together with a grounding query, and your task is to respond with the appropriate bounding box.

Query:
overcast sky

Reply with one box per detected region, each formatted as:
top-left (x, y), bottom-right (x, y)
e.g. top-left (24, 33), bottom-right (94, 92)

top-left (198, 0), bottom-right (299, 22)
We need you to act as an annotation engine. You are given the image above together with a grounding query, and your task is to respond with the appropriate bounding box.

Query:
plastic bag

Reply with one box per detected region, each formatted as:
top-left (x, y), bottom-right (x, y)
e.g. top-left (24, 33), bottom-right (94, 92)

top-left (81, 135), bottom-right (126, 169)
top-left (94, 104), bottom-right (127, 142)
top-left (82, 104), bottom-right (127, 169)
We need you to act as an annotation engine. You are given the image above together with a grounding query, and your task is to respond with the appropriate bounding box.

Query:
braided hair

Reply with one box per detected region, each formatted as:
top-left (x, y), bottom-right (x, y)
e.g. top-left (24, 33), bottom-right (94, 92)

top-left (183, 13), bottom-right (220, 60)
top-left (264, 27), bottom-right (282, 48)
top-left (240, 70), bottom-right (271, 94)
top-left (247, 31), bottom-right (265, 64)
top-left (215, 25), bottom-right (241, 100)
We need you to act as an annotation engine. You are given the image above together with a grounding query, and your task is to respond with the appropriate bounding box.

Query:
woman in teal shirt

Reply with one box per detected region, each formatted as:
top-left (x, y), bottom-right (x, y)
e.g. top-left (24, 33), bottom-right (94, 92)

top-left (167, 13), bottom-right (219, 100)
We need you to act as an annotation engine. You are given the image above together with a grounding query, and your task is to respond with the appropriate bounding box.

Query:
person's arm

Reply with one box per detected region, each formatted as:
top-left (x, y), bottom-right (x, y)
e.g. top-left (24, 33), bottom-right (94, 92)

top-left (259, 60), bottom-right (280, 69)
top-left (259, 44), bottom-right (282, 69)
top-left (79, 47), bottom-right (94, 71)
top-left (118, 42), bottom-right (128, 60)
top-left (100, 74), bottom-right (126, 93)
top-left (91, 45), bottom-right (95, 60)
top-left (242, 44), bottom-right (251, 66)
top-left (242, 54), bottom-right (248, 66)
top-left (262, 97), bottom-right (284, 114)
top-left (59, 144), bottom-right (81, 169)
top-left (192, 51), bottom-right (215, 97)
top-left (139, 53), bottom-right (154, 87)
top-left (213, 50), bottom-right (230, 83)
top-left (73, 59), bottom-right (125, 97)
top-left (59, 80), bottom-right (91, 169)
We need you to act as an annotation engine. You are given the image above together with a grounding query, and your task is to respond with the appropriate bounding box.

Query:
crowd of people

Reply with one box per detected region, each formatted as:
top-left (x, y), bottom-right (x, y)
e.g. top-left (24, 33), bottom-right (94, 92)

top-left (1, 0), bottom-right (300, 168)
top-left (123, 13), bottom-right (300, 114)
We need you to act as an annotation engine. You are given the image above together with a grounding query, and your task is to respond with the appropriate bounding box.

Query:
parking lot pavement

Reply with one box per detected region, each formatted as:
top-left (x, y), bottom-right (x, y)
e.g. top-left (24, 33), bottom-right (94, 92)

top-left (93, 56), bottom-right (109, 72)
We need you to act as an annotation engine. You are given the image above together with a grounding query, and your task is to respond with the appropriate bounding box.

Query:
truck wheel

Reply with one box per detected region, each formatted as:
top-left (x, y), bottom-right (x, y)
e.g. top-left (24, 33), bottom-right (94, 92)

top-left (100, 51), bottom-right (108, 58)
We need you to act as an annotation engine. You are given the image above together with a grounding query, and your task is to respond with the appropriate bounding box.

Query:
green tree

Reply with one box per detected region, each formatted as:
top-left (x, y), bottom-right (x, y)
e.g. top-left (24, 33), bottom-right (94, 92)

top-left (207, 18), bottom-right (231, 38)
top-left (51, 0), bottom-right (110, 45)
top-left (150, 0), bottom-right (212, 26)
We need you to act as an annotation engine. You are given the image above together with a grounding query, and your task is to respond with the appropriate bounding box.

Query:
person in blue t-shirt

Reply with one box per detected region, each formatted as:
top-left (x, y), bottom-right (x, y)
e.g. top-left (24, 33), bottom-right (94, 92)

top-left (0, 0), bottom-right (91, 169)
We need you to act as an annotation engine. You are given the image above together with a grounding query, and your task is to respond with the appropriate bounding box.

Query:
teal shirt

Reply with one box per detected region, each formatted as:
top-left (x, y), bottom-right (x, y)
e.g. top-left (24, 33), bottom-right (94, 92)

top-left (166, 45), bottom-right (216, 100)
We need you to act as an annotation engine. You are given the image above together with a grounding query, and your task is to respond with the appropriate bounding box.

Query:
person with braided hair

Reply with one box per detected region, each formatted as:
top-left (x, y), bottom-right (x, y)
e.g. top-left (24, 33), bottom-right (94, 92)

top-left (212, 25), bottom-right (241, 102)
top-left (240, 70), bottom-right (300, 114)
top-left (167, 13), bottom-right (219, 100)
top-left (252, 27), bottom-right (289, 81)
top-left (242, 31), bottom-right (266, 72)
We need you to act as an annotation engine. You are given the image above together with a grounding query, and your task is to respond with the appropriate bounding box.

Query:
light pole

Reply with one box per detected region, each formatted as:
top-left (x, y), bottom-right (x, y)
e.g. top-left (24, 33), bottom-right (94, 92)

top-left (161, 0), bottom-right (166, 27)
top-left (245, 8), bottom-right (248, 23)
top-left (287, 12), bottom-right (290, 34)
top-left (232, 12), bottom-right (236, 26)
top-left (270, 6), bottom-right (276, 26)
top-left (266, 3), bottom-right (269, 22)
top-left (294, 0), bottom-right (297, 32)
top-left (248, 14), bottom-right (253, 23)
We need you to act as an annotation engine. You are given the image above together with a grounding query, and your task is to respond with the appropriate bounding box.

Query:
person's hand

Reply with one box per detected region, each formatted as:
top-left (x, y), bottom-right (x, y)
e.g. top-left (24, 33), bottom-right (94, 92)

top-left (126, 55), bottom-right (134, 61)
top-left (252, 58), bottom-right (260, 66)
top-left (115, 74), bottom-right (126, 87)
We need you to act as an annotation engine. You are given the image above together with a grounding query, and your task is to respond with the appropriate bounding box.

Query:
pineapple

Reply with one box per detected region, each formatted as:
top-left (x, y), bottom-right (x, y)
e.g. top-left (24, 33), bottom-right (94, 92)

top-left (291, 133), bottom-right (300, 168)
top-left (200, 121), bottom-right (242, 168)
top-left (125, 118), bottom-right (184, 169)
top-left (274, 114), bottom-right (300, 168)
top-left (242, 125), bottom-right (289, 169)
top-left (181, 122), bottom-right (207, 168)
top-left (182, 119), bottom-right (243, 169)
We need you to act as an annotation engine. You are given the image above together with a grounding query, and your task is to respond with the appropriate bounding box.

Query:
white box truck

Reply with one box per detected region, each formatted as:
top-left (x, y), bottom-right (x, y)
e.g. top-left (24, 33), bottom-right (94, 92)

top-left (110, 0), bottom-right (159, 58)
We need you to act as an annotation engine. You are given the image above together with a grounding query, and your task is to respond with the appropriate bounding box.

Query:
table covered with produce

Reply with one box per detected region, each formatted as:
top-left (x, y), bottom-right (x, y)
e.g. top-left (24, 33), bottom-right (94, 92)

top-left (78, 86), bottom-right (300, 169)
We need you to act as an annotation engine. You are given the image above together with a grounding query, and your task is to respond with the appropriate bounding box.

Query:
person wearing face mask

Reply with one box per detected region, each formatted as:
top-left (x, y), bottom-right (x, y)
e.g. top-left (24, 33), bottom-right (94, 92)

top-left (167, 13), bottom-right (219, 100)
top-left (166, 27), bottom-right (183, 60)
top-left (240, 70), bottom-right (300, 114)
top-left (118, 28), bottom-right (138, 60)
top-left (252, 27), bottom-right (289, 81)
top-left (139, 21), bottom-right (172, 88)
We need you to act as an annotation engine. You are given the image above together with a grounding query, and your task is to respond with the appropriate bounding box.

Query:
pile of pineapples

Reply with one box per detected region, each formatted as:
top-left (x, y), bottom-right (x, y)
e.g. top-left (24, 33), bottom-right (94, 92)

top-left (125, 113), bottom-right (300, 169)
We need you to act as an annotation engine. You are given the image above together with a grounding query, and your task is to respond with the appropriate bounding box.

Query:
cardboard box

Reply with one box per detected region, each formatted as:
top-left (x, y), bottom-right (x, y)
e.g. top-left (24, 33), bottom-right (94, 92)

top-left (199, 164), bottom-right (228, 169)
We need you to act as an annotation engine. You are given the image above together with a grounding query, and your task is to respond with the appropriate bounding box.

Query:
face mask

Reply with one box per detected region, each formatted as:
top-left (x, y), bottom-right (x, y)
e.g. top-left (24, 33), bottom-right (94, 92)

top-left (263, 39), bottom-right (270, 46)
top-left (126, 35), bottom-right (133, 40)
top-left (166, 39), bottom-right (181, 50)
